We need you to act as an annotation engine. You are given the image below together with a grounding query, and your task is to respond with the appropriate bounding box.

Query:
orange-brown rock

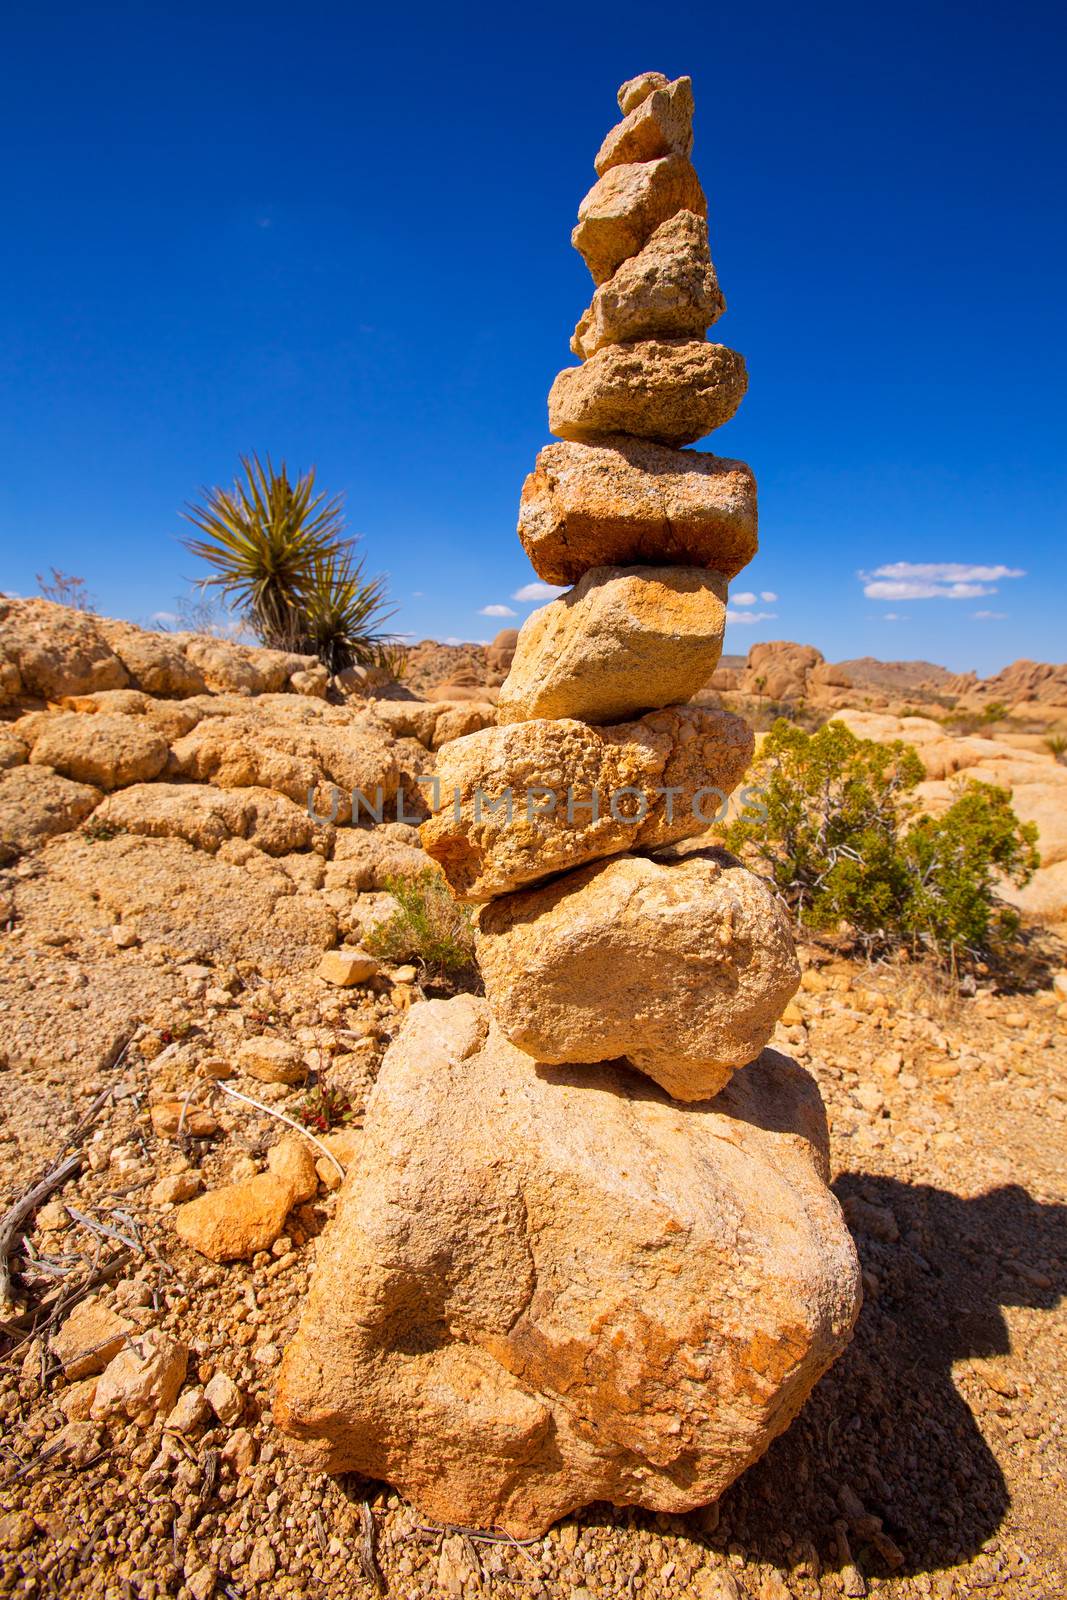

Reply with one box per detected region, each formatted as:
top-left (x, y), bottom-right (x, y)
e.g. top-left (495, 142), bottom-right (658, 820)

top-left (572, 210), bottom-right (724, 358)
top-left (421, 706), bottom-right (753, 900)
top-left (275, 995), bottom-right (861, 1537)
top-left (497, 565), bottom-right (726, 725)
top-left (549, 339), bottom-right (747, 447)
top-left (476, 846), bottom-right (800, 1100)
top-left (173, 1173), bottom-right (296, 1261)
top-left (29, 713), bottom-right (168, 790)
top-left (518, 438), bottom-right (757, 586)
top-left (594, 75), bottom-right (694, 175)
top-left (572, 155), bottom-right (706, 285)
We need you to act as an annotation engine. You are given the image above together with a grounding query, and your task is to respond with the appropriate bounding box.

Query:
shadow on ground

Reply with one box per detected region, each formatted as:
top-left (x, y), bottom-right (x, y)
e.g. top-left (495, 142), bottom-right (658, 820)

top-left (692, 1176), bottom-right (1067, 1585)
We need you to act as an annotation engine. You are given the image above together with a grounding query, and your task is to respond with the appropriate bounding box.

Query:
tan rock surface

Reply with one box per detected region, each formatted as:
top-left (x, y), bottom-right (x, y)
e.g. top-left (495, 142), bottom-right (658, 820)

top-left (29, 713), bottom-right (168, 790)
top-left (550, 339), bottom-right (747, 447)
top-left (594, 75), bottom-right (694, 175)
top-left (0, 765), bottom-right (101, 860)
top-left (98, 782), bottom-right (319, 854)
top-left (572, 155), bottom-right (707, 284)
top-left (617, 71), bottom-right (671, 116)
top-left (275, 995), bottom-right (860, 1537)
top-left (96, 620), bottom-right (207, 697)
top-left (91, 1329), bottom-right (188, 1424)
top-left (421, 706), bottom-right (753, 900)
top-left (572, 210), bottom-right (724, 358)
top-left (267, 1135), bottom-right (319, 1203)
top-left (518, 438), bottom-right (757, 586)
top-left (174, 1173), bottom-right (296, 1261)
top-left (237, 1037), bottom-right (307, 1084)
top-left (51, 1298), bottom-right (135, 1379)
top-left (0, 598), bottom-right (128, 700)
top-left (497, 565), bottom-right (726, 725)
top-left (477, 847), bottom-right (800, 1099)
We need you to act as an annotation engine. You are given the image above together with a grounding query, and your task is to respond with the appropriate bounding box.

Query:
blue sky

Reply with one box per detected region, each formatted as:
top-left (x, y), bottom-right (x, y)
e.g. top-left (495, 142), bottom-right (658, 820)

top-left (0, 0), bottom-right (1064, 674)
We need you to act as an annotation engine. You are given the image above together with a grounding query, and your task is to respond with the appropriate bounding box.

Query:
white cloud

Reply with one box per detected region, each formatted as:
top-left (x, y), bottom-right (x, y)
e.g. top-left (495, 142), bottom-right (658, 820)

top-left (882, 612), bottom-right (906, 622)
top-left (760, 590), bottom-right (778, 603)
top-left (151, 610), bottom-right (178, 624)
top-left (478, 603), bottom-right (517, 617)
top-left (731, 590), bottom-right (758, 606)
top-left (860, 561), bottom-right (1026, 601)
top-left (443, 636), bottom-right (489, 647)
top-left (512, 581), bottom-right (567, 602)
top-left (411, 590), bottom-right (424, 598)
top-left (726, 609), bottom-right (777, 625)
top-left (972, 610), bottom-right (1007, 621)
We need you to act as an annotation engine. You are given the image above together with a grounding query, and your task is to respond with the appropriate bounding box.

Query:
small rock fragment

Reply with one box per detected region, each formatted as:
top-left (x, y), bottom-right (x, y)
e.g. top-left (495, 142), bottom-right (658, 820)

top-left (174, 1173), bottom-right (296, 1261)
top-left (237, 1037), bottom-right (307, 1084)
top-left (317, 948), bottom-right (380, 987)
top-left (204, 1370), bottom-right (244, 1425)
top-left (91, 1328), bottom-right (188, 1424)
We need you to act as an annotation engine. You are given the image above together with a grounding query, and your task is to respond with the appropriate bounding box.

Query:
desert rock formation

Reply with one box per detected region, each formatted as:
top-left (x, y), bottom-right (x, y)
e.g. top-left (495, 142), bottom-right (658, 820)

top-left (278, 71), bottom-right (861, 1533)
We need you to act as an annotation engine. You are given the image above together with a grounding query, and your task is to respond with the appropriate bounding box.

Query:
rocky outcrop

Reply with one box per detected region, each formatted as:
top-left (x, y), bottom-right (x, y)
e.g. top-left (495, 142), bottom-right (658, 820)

top-left (275, 996), bottom-right (860, 1537)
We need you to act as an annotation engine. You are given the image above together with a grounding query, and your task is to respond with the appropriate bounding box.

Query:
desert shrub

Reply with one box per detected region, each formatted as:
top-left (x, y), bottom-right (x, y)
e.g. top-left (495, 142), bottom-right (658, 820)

top-left (365, 870), bottom-right (477, 979)
top-left (1045, 734), bottom-right (1067, 763)
top-left (182, 453), bottom-right (396, 672)
top-left (724, 719), bottom-right (1039, 963)
top-left (37, 568), bottom-right (95, 612)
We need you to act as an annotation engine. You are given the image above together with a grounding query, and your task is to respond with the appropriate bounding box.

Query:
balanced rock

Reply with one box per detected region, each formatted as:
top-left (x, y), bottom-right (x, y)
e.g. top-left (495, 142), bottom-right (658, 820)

top-left (421, 706), bottom-right (753, 900)
top-left (549, 339), bottom-right (747, 447)
top-left (572, 210), bottom-right (724, 358)
top-left (497, 565), bottom-right (726, 725)
top-left (594, 75), bottom-right (694, 176)
top-left (572, 154), bottom-right (706, 284)
top-left (275, 995), bottom-right (861, 1537)
top-left (617, 70), bottom-right (671, 115)
top-left (477, 846), bottom-right (800, 1101)
top-left (518, 438), bottom-right (757, 586)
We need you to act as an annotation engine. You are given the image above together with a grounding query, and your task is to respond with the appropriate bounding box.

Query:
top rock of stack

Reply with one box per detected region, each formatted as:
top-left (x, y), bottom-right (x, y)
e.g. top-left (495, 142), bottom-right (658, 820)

top-left (617, 71), bottom-right (670, 115)
top-left (595, 75), bottom-right (694, 175)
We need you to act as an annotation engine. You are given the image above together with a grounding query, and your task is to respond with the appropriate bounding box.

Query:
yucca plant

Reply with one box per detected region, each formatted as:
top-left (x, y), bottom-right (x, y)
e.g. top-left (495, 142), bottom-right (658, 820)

top-left (299, 546), bottom-right (397, 674)
top-left (182, 454), bottom-right (344, 650)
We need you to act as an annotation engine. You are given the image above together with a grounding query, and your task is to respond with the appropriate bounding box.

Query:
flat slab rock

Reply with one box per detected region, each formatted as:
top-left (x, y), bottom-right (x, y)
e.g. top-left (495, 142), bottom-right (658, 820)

top-left (275, 995), bottom-right (861, 1537)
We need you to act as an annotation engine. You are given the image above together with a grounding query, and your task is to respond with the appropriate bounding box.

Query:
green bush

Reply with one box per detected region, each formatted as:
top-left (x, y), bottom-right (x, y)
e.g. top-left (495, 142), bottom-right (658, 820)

top-left (365, 870), bottom-right (477, 979)
top-left (724, 719), bottom-right (1040, 963)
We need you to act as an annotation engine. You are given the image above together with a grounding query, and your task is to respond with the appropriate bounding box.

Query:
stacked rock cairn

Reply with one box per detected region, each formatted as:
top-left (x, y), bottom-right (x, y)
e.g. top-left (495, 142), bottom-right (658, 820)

top-left (277, 72), bottom-right (862, 1537)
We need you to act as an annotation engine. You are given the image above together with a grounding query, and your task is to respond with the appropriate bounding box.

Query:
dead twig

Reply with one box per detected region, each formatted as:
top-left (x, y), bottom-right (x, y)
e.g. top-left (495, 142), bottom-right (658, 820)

top-left (359, 1499), bottom-right (386, 1594)
top-left (0, 1152), bottom-right (85, 1310)
top-left (64, 1205), bottom-right (142, 1254)
top-left (213, 1080), bottom-right (346, 1179)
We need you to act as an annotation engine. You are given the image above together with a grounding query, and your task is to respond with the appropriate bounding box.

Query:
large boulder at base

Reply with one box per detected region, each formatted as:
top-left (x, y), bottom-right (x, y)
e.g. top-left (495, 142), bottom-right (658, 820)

top-left (594, 74), bottom-right (694, 175)
top-left (420, 706), bottom-right (753, 901)
top-left (999, 858), bottom-right (1067, 924)
top-left (497, 565), bottom-right (726, 726)
top-left (28, 713), bottom-right (168, 790)
top-left (549, 339), bottom-right (747, 448)
top-left (518, 439), bottom-right (757, 587)
top-left (476, 846), bottom-right (800, 1100)
top-left (275, 995), bottom-right (861, 1537)
top-left (572, 210), bottom-right (725, 359)
top-left (572, 154), bottom-right (707, 285)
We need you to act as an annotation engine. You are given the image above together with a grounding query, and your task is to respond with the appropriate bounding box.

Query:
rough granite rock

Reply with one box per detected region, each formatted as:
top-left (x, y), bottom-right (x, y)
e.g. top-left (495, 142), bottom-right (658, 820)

top-left (549, 339), bottom-right (747, 447)
top-left (572, 211), bottom-right (724, 358)
top-left (28, 713), bottom-right (169, 791)
top-left (91, 1329), bottom-right (188, 1425)
top-left (420, 706), bottom-right (753, 900)
top-left (497, 565), bottom-right (726, 725)
top-left (594, 76), bottom-right (694, 176)
top-left (174, 1173), bottom-right (296, 1261)
top-left (0, 764), bottom-right (102, 861)
top-left (617, 71), bottom-right (671, 115)
top-left (0, 598), bottom-right (128, 701)
top-left (572, 155), bottom-right (707, 285)
top-left (98, 782), bottom-right (319, 855)
top-left (477, 846), bottom-right (800, 1100)
top-left (518, 438), bottom-right (757, 586)
top-left (96, 620), bottom-right (208, 697)
top-left (275, 995), bottom-right (861, 1537)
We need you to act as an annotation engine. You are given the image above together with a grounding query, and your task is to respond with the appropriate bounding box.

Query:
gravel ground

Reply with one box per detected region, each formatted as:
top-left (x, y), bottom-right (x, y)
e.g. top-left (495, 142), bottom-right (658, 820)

top-left (1, 939), bottom-right (1064, 1600)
